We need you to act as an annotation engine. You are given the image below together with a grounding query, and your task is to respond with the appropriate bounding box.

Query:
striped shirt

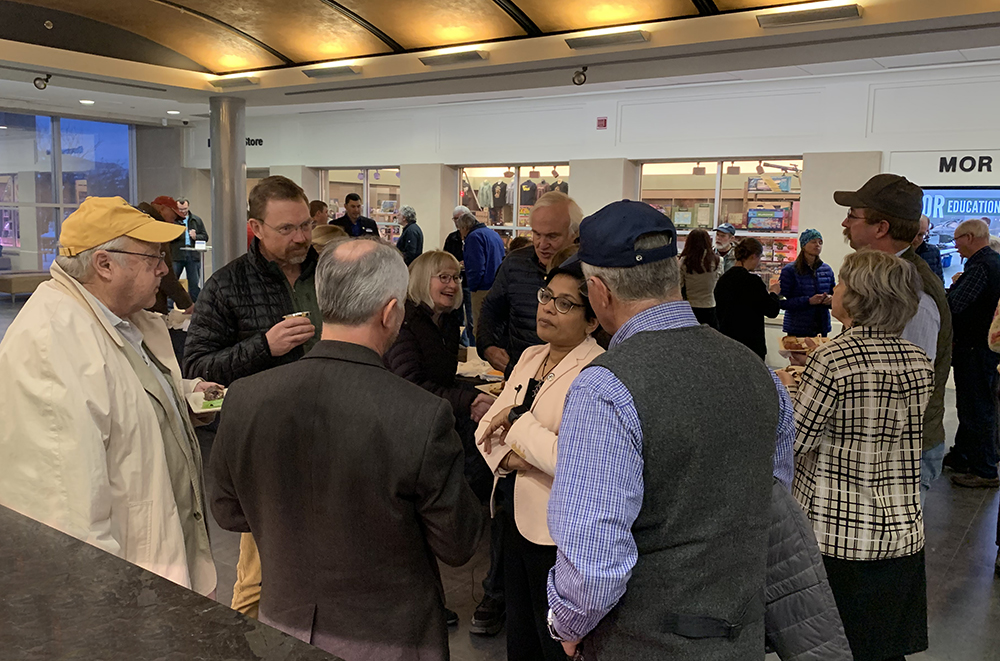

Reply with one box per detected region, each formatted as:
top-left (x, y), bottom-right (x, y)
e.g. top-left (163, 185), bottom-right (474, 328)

top-left (545, 301), bottom-right (794, 642)
top-left (792, 326), bottom-right (933, 560)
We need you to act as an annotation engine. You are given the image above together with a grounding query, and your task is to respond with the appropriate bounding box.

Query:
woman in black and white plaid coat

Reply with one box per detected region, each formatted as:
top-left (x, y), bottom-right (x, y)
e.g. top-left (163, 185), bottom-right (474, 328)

top-left (791, 249), bottom-right (934, 661)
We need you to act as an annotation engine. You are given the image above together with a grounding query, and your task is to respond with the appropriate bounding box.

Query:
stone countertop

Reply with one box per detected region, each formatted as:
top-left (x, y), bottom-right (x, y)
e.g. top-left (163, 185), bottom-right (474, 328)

top-left (0, 505), bottom-right (339, 660)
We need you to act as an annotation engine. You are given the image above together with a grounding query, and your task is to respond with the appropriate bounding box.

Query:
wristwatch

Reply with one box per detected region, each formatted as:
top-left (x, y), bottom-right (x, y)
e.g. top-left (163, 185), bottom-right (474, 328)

top-left (546, 608), bottom-right (566, 642)
top-left (508, 407), bottom-right (525, 425)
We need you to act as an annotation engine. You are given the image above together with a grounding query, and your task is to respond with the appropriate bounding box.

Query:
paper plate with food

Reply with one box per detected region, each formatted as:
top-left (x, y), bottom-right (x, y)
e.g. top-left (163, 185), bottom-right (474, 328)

top-left (187, 384), bottom-right (227, 412)
top-left (780, 336), bottom-right (830, 353)
top-left (477, 381), bottom-right (505, 397)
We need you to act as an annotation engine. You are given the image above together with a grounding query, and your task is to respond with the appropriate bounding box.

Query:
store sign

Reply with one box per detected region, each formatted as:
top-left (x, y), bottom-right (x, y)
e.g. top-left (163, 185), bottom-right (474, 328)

top-left (889, 150), bottom-right (1000, 186)
top-left (922, 189), bottom-right (1000, 220)
top-left (938, 155), bottom-right (992, 173)
top-left (206, 137), bottom-right (265, 147)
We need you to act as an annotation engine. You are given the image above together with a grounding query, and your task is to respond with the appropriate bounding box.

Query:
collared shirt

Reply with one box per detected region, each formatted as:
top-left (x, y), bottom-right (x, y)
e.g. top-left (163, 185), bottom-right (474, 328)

top-left (545, 300), bottom-right (795, 642)
top-left (90, 294), bottom-right (184, 430)
top-left (792, 326), bottom-right (933, 561)
top-left (895, 249), bottom-right (941, 361)
top-left (948, 246), bottom-right (994, 316)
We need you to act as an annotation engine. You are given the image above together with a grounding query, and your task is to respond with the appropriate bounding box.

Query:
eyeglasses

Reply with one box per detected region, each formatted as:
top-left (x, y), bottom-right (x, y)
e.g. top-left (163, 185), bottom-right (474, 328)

top-left (846, 212), bottom-right (867, 221)
top-left (435, 273), bottom-right (459, 285)
top-left (104, 249), bottom-right (166, 263)
top-left (259, 219), bottom-right (317, 236)
top-left (537, 288), bottom-right (584, 314)
top-left (954, 233), bottom-right (971, 241)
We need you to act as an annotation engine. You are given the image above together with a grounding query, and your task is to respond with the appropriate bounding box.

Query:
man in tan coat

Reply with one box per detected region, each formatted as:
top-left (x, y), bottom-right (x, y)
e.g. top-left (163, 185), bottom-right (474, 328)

top-left (0, 196), bottom-right (220, 596)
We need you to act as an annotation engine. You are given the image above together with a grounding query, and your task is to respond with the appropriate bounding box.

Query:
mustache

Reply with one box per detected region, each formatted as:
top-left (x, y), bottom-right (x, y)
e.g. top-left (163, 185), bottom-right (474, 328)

top-left (842, 227), bottom-right (851, 242)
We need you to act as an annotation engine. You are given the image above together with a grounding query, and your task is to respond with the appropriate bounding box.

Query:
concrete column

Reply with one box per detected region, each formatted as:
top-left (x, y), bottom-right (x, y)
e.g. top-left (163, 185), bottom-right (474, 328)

top-left (210, 96), bottom-right (247, 267)
top-left (799, 151), bottom-right (883, 277)
top-left (567, 158), bottom-right (641, 216)
top-left (399, 164), bottom-right (458, 252)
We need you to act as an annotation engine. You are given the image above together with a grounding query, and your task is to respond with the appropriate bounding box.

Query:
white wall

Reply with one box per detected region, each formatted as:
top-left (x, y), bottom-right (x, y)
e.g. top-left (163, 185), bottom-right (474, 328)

top-left (399, 164), bottom-right (457, 251)
top-left (567, 159), bottom-right (641, 218)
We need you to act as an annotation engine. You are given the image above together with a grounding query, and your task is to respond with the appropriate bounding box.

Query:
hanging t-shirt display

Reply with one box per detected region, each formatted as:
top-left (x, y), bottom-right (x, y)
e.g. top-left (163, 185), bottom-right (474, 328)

top-left (551, 180), bottom-right (569, 195)
top-left (536, 181), bottom-right (550, 200)
top-left (492, 182), bottom-right (508, 209)
top-left (520, 180), bottom-right (537, 206)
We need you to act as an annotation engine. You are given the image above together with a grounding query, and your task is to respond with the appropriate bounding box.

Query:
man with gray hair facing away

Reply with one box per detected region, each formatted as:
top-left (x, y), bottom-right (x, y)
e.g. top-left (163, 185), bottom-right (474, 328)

top-left (396, 204), bottom-right (423, 265)
top-left (209, 238), bottom-right (483, 660)
top-left (546, 201), bottom-right (779, 660)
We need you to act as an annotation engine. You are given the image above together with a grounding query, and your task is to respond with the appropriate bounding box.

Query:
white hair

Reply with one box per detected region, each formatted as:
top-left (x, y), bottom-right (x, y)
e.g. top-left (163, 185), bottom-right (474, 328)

top-left (454, 213), bottom-right (478, 232)
top-left (956, 218), bottom-right (990, 241)
top-left (316, 238), bottom-right (409, 326)
top-left (55, 236), bottom-right (133, 282)
top-left (531, 192), bottom-right (584, 236)
top-left (453, 205), bottom-right (471, 219)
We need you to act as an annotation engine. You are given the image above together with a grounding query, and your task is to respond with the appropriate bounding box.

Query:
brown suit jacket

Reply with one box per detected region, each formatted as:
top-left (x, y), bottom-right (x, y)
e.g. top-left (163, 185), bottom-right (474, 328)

top-left (210, 341), bottom-right (484, 661)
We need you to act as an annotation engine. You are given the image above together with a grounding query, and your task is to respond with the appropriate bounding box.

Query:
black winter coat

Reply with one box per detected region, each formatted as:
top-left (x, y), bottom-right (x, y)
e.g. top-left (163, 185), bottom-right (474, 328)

top-left (716, 266), bottom-right (781, 360)
top-left (183, 239), bottom-right (321, 385)
top-left (383, 301), bottom-right (477, 419)
top-left (476, 246), bottom-right (545, 378)
top-left (169, 212), bottom-right (209, 262)
top-left (766, 479), bottom-right (852, 660)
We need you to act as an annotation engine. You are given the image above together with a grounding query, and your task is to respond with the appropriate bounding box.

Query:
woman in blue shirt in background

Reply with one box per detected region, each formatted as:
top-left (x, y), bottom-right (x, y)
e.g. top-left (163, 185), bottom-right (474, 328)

top-left (780, 229), bottom-right (836, 337)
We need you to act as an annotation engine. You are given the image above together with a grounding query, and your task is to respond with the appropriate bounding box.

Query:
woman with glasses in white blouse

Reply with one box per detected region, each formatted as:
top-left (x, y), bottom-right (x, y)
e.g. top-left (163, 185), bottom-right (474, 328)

top-left (785, 249), bottom-right (933, 661)
top-left (476, 256), bottom-right (603, 661)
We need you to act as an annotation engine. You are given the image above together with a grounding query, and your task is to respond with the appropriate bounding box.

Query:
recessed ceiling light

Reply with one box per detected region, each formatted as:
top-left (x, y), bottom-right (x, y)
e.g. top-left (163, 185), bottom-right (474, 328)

top-left (0, 126), bottom-right (7, 130)
top-left (303, 63), bottom-right (363, 78)
top-left (166, 110), bottom-right (181, 115)
top-left (419, 49), bottom-right (489, 66)
top-left (565, 28), bottom-right (649, 50)
top-left (79, 99), bottom-right (95, 105)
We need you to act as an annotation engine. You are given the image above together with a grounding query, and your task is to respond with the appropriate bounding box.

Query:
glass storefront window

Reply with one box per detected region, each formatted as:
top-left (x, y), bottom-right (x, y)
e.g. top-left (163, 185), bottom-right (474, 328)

top-left (60, 118), bottom-right (132, 202)
top-left (324, 168), bottom-right (400, 243)
top-left (641, 158), bottom-right (802, 287)
top-left (458, 164), bottom-right (569, 249)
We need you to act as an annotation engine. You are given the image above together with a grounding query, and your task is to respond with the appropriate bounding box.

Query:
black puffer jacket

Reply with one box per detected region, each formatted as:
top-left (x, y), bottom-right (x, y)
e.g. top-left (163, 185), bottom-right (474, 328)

top-left (383, 301), bottom-right (478, 419)
top-left (183, 240), bottom-right (320, 385)
top-left (476, 246), bottom-right (545, 377)
top-left (766, 479), bottom-right (852, 661)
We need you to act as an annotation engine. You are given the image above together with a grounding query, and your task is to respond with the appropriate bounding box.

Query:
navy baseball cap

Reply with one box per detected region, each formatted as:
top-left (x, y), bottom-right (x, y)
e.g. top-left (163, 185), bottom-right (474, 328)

top-left (572, 200), bottom-right (677, 268)
top-left (716, 223), bottom-right (737, 236)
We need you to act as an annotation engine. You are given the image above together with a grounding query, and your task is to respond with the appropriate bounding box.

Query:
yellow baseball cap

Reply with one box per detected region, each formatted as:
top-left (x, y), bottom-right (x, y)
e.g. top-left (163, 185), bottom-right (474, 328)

top-left (58, 196), bottom-right (186, 256)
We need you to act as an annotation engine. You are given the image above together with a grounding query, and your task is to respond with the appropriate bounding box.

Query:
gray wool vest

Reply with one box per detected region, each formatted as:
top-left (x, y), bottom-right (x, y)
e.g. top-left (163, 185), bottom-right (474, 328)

top-left (584, 325), bottom-right (778, 661)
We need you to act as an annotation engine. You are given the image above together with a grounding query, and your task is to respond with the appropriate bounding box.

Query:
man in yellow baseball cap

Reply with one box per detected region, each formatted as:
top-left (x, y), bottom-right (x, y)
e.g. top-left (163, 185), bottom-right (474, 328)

top-left (0, 195), bottom-right (221, 599)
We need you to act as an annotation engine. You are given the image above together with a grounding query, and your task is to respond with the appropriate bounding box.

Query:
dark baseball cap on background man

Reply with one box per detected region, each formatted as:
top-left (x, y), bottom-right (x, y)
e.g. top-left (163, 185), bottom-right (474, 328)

top-left (833, 174), bottom-right (924, 221)
top-left (716, 223), bottom-right (737, 236)
top-left (570, 200), bottom-right (677, 268)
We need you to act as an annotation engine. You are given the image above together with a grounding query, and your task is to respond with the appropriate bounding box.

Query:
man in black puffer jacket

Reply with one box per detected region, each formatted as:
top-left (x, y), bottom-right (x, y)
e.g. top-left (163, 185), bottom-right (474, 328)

top-left (184, 175), bottom-right (322, 387)
top-left (477, 192), bottom-right (582, 377)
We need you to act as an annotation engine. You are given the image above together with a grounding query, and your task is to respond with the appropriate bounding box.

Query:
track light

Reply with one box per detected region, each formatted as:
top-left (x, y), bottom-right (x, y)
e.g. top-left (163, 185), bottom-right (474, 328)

top-left (692, 163), bottom-right (706, 176)
top-left (726, 163), bottom-right (741, 175)
top-left (33, 74), bottom-right (51, 90)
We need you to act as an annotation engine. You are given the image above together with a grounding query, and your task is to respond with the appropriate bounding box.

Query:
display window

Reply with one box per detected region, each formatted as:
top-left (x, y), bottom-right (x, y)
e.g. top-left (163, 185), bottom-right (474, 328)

top-left (921, 186), bottom-right (1000, 281)
top-left (641, 158), bottom-right (802, 287)
top-left (325, 168), bottom-right (401, 243)
top-left (459, 164), bottom-right (569, 249)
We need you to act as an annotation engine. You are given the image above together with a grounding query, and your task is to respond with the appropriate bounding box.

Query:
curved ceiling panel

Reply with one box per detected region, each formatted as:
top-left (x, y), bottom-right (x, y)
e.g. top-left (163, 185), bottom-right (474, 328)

top-left (176, 0), bottom-right (393, 65)
top-left (19, 0), bottom-right (285, 72)
top-left (714, 0), bottom-right (805, 9)
top-left (335, 0), bottom-right (526, 50)
top-left (515, 0), bottom-right (699, 32)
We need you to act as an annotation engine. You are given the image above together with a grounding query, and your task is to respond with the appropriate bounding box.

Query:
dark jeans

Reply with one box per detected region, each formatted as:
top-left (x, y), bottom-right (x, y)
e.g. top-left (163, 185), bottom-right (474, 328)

top-left (461, 284), bottom-right (475, 347)
top-left (503, 509), bottom-right (563, 661)
top-left (174, 255), bottom-right (202, 302)
top-left (481, 496), bottom-right (505, 603)
top-left (951, 345), bottom-right (1000, 479)
top-left (691, 306), bottom-right (718, 329)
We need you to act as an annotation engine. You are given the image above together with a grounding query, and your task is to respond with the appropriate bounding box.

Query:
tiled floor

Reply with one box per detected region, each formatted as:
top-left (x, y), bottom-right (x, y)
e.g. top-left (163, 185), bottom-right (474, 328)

top-left (4, 298), bottom-right (1000, 660)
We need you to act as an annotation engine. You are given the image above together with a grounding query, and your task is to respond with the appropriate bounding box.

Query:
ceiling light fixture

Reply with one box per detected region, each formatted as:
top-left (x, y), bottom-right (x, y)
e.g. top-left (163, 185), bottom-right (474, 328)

top-left (529, 167), bottom-right (540, 179)
top-left (419, 49), bottom-right (489, 67)
top-left (565, 28), bottom-right (649, 50)
top-left (210, 76), bottom-right (260, 89)
top-left (79, 99), bottom-right (95, 105)
top-left (726, 162), bottom-right (741, 175)
top-left (166, 110), bottom-right (181, 115)
top-left (757, 1), bottom-right (862, 28)
top-left (552, 168), bottom-right (560, 178)
top-left (692, 162), bottom-right (706, 176)
top-left (303, 61), bottom-right (363, 78)
top-left (572, 67), bottom-right (588, 86)
top-left (0, 126), bottom-right (7, 130)
top-left (33, 74), bottom-right (51, 90)
top-left (504, 167), bottom-right (514, 178)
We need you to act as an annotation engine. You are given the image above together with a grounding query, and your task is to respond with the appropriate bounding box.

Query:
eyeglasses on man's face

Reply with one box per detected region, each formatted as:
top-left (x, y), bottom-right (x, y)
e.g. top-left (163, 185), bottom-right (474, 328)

top-left (261, 219), bottom-right (317, 236)
top-left (537, 287), bottom-right (584, 314)
top-left (435, 273), bottom-right (459, 285)
top-left (104, 249), bottom-right (166, 263)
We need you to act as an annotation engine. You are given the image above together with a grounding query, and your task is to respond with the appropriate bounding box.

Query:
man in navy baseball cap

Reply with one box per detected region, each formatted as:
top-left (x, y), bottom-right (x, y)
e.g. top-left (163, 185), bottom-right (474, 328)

top-left (546, 199), bottom-right (786, 659)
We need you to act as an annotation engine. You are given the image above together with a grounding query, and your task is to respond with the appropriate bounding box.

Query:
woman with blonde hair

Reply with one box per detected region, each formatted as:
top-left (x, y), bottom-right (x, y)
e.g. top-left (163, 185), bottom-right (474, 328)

top-left (790, 249), bottom-right (933, 661)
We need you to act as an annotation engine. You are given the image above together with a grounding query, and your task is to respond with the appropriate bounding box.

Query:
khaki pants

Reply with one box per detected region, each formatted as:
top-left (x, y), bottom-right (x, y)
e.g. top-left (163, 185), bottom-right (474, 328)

top-left (231, 532), bottom-right (262, 619)
top-left (471, 290), bottom-right (489, 334)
